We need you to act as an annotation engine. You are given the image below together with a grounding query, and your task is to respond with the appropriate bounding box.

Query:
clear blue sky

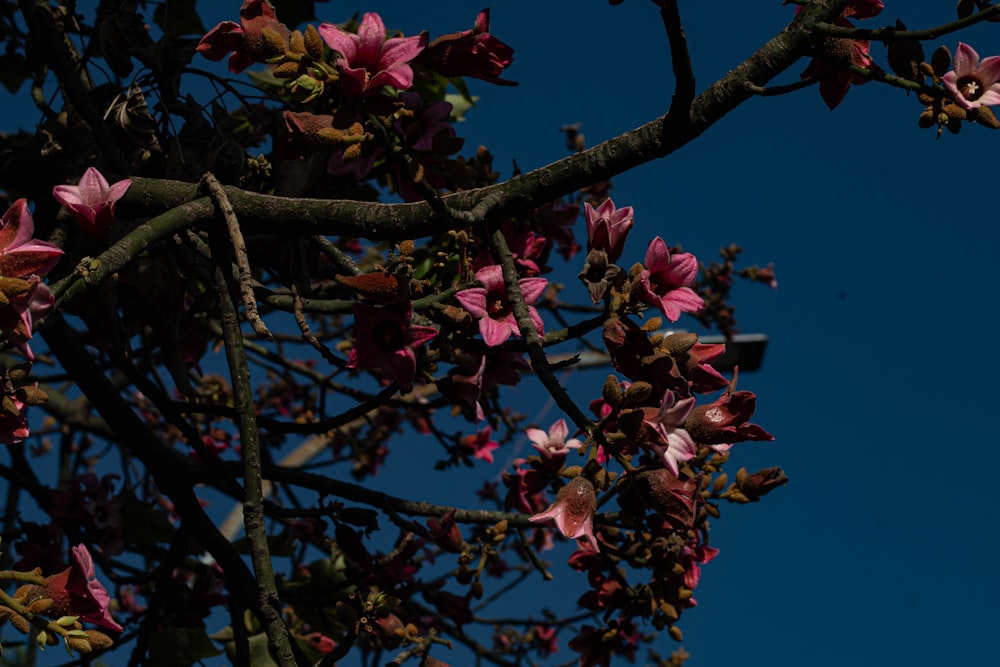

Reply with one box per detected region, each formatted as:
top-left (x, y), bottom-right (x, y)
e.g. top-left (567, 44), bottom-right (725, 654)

top-left (4, 2), bottom-right (999, 666)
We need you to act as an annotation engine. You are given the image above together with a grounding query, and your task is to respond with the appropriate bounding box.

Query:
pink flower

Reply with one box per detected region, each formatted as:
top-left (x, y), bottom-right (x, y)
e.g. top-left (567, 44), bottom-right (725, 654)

top-left (0, 200), bottom-right (63, 360)
top-left (437, 355), bottom-right (486, 422)
top-left (52, 167), bottom-right (132, 237)
top-left (463, 426), bottom-right (499, 464)
top-left (638, 237), bottom-right (703, 322)
top-left (797, 0), bottom-right (883, 109)
top-left (526, 419), bottom-right (583, 458)
top-left (417, 10), bottom-right (516, 85)
top-left (347, 301), bottom-right (436, 388)
top-left (454, 265), bottom-right (546, 347)
top-left (529, 476), bottom-right (599, 552)
top-left (45, 544), bottom-right (123, 633)
top-left (318, 13), bottom-right (427, 97)
top-left (0, 199), bottom-right (63, 278)
top-left (642, 391), bottom-right (697, 476)
top-left (195, 0), bottom-right (290, 74)
top-left (685, 389), bottom-right (774, 452)
top-left (942, 43), bottom-right (1000, 109)
top-left (584, 199), bottom-right (633, 263)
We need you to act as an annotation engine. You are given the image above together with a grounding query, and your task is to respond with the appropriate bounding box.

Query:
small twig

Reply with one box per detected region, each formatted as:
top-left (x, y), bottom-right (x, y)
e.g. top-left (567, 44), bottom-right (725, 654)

top-left (516, 528), bottom-right (553, 581)
top-left (199, 172), bottom-right (273, 340)
top-left (208, 234), bottom-right (297, 667)
top-left (815, 5), bottom-right (1000, 42)
top-left (660, 1), bottom-right (696, 128)
top-left (489, 228), bottom-right (631, 472)
top-left (291, 282), bottom-right (343, 367)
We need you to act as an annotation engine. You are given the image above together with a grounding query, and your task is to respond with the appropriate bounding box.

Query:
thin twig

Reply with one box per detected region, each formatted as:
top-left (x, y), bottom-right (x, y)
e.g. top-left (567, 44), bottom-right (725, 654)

top-left (815, 5), bottom-right (1000, 42)
top-left (209, 233), bottom-right (297, 667)
top-left (660, 1), bottom-right (696, 128)
top-left (200, 171), bottom-right (273, 340)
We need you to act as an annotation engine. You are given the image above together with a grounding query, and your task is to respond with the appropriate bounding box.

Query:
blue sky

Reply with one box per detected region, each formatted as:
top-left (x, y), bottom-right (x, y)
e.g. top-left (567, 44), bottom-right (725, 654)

top-left (4, 1), bottom-right (1000, 665)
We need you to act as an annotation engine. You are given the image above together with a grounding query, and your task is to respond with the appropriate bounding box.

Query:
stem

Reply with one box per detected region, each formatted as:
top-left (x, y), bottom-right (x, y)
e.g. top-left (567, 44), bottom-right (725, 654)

top-left (209, 231), bottom-right (297, 667)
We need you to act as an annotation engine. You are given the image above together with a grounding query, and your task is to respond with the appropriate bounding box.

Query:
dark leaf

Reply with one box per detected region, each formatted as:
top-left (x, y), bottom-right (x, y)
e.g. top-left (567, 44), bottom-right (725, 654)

top-left (152, 0), bottom-right (206, 37)
top-left (931, 45), bottom-right (952, 78)
top-left (886, 20), bottom-right (924, 82)
top-left (272, 0), bottom-right (318, 28)
top-left (956, 0), bottom-right (975, 19)
top-left (0, 52), bottom-right (31, 94)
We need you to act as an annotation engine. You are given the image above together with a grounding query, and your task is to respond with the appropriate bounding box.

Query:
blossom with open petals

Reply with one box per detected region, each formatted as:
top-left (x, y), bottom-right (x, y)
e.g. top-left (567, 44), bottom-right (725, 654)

top-left (463, 426), bottom-right (499, 464)
top-left (797, 0), bottom-right (883, 109)
top-left (942, 43), bottom-right (1000, 109)
top-left (527, 418), bottom-right (583, 458)
top-left (454, 265), bottom-right (546, 347)
top-left (685, 389), bottom-right (773, 452)
top-left (529, 476), bottom-right (599, 552)
top-left (318, 13), bottom-right (427, 98)
top-left (45, 544), bottom-right (123, 633)
top-left (195, 0), bottom-right (291, 74)
top-left (347, 301), bottom-right (436, 388)
top-left (642, 391), bottom-right (697, 476)
top-left (416, 9), bottom-right (516, 85)
top-left (0, 200), bottom-right (63, 360)
top-left (52, 167), bottom-right (132, 237)
top-left (637, 237), bottom-right (703, 322)
top-left (584, 198), bottom-right (633, 263)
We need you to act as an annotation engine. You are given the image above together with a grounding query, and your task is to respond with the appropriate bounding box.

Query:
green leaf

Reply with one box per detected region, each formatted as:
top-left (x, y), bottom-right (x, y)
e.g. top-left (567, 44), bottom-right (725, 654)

top-left (147, 625), bottom-right (223, 667)
top-left (152, 0), bottom-right (206, 37)
top-left (446, 93), bottom-right (478, 123)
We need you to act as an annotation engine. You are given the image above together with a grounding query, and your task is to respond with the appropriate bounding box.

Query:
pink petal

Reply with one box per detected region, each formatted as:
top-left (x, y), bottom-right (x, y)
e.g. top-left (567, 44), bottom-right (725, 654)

top-left (52, 184), bottom-right (85, 209)
top-left (953, 42), bottom-right (979, 77)
top-left (474, 264), bottom-right (504, 291)
top-left (318, 23), bottom-right (358, 61)
top-left (479, 315), bottom-right (513, 347)
top-left (454, 287), bottom-right (487, 317)
top-left (76, 167), bottom-right (111, 205)
top-left (518, 277), bottom-right (547, 304)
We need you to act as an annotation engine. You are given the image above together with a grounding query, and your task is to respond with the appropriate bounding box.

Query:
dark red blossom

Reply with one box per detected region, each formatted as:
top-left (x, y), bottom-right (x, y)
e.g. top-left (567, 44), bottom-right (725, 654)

top-left (417, 10), bottom-right (516, 85)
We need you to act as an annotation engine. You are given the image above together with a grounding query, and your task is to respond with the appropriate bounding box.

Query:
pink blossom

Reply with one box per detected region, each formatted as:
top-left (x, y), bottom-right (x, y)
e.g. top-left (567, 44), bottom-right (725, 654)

top-left (463, 426), bottom-right (499, 464)
top-left (638, 236), bottom-right (703, 322)
top-left (195, 0), bottom-right (290, 74)
top-left (942, 42), bottom-right (1000, 109)
top-left (45, 544), bottom-right (123, 633)
top-left (529, 476), bottom-right (599, 552)
top-left (454, 265), bottom-right (546, 347)
top-left (685, 389), bottom-right (774, 452)
top-left (526, 418), bottom-right (583, 458)
top-left (437, 355), bottom-right (486, 422)
top-left (797, 0), bottom-right (883, 109)
top-left (52, 167), bottom-right (132, 237)
top-left (417, 9), bottom-right (516, 85)
top-left (643, 391), bottom-right (697, 476)
top-left (0, 199), bottom-right (63, 278)
top-left (347, 301), bottom-right (436, 389)
top-left (318, 13), bottom-right (427, 98)
top-left (0, 200), bottom-right (63, 360)
top-left (584, 199), bottom-right (633, 263)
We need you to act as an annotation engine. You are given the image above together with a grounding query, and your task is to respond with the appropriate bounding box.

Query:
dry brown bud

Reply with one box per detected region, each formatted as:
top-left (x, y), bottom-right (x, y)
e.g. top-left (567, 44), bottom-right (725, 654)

top-left (973, 105), bottom-right (1000, 129)
top-left (602, 374), bottom-right (623, 409)
top-left (9, 610), bottom-right (30, 633)
top-left (87, 630), bottom-right (114, 651)
top-left (26, 597), bottom-right (54, 614)
top-left (67, 636), bottom-right (93, 653)
top-left (289, 29), bottom-right (306, 55)
top-left (260, 28), bottom-right (288, 59)
top-left (272, 61), bottom-right (301, 78)
top-left (304, 24), bottom-right (324, 60)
